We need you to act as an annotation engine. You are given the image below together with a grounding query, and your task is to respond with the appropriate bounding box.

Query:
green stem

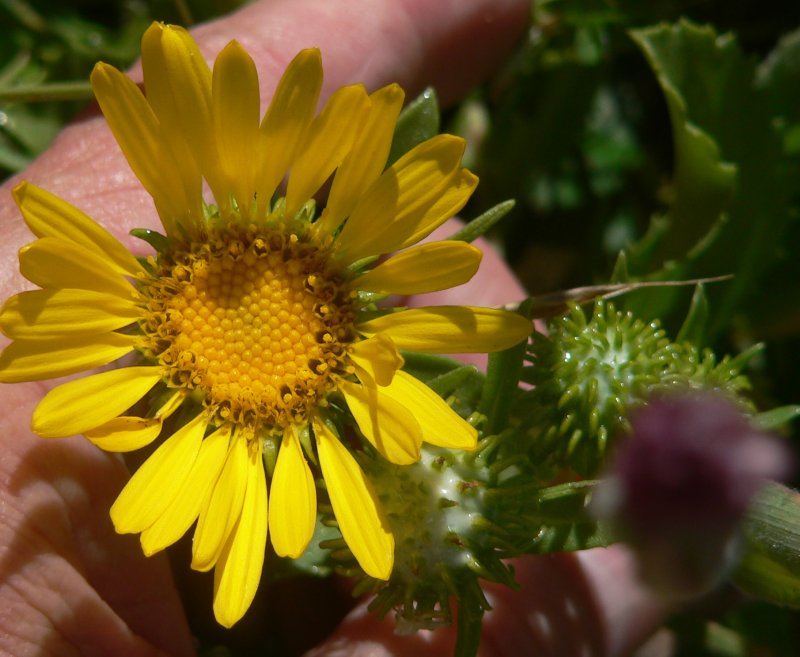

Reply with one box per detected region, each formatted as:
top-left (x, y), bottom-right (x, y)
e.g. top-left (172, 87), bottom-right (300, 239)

top-left (0, 81), bottom-right (94, 103)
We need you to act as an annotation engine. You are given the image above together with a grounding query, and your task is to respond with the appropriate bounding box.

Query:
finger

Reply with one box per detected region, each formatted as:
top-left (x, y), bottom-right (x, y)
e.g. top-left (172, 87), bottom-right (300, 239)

top-left (0, 384), bottom-right (195, 657)
top-left (304, 549), bottom-right (667, 657)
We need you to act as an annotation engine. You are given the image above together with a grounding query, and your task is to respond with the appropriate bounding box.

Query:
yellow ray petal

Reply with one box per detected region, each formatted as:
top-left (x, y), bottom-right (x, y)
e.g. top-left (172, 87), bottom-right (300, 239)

top-left (269, 425), bottom-right (316, 558)
top-left (192, 433), bottom-right (248, 572)
top-left (111, 413), bottom-right (207, 534)
top-left (284, 84), bottom-right (370, 218)
top-left (84, 416), bottom-right (163, 452)
top-left (339, 379), bottom-right (421, 465)
top-left (319, 83), bottom-right (404, 234)
top-left (91, 62), bottom-right (196, 234)
top-left (390, 168), bottom-right (478, 252)
top-left (353, 241), bottom-right (482, 295)
top-left (212, 443), bottom-right (268, 628)
top-left (335, 135), bottom-right (468, 261)
top-left (12, 182), bottom-right (143, 277)
top-left (313, 416), bottom-right (393, 580)
top-left (141, 24), bottom-right (223, 204)
top-left (19, 237), bottom-right (139, 299)
top-left (348, 333), bottom-right (404, 387)
top-left (212, 40), bottom-right (260, 216)
top-left (0, 288), bottom-right (140, 340)
top-left (0, 332), bottom-right (138, 384)
top-left (384, 371), bottom-right (477, 450)
top-left (82, 391), bottom-right (184, 452)
top-left (359, 306), bottom-right (532, 354)
top-left (30, 365), bottom-right (161, 437)
top-left (140, 424), bottom-right (231, 556)
top-left (256, 49), bottom-right (323, 212)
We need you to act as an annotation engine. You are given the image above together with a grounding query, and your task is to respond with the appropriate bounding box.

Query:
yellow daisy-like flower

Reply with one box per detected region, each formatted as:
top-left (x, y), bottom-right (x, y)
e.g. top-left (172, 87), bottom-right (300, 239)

top-left (0, 23), bottom-right (531, 627)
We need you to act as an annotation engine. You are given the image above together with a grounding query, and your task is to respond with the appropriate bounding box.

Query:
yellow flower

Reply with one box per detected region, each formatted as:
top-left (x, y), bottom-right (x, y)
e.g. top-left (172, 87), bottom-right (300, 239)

top-left (0, 23), bottom-right (531, 627)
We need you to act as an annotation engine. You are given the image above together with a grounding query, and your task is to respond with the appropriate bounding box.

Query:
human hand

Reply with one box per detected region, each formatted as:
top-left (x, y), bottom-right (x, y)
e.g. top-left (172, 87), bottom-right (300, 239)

top-left (0, 1), bottom-right (667, 656)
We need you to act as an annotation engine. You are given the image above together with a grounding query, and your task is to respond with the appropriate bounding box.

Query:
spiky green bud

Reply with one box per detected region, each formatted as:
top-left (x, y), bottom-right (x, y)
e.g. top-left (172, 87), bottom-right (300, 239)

top-left (523, 301), bottom-right (753, 476)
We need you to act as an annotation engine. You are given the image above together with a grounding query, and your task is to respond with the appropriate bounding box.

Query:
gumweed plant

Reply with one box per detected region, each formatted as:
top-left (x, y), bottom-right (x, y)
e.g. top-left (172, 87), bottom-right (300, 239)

top-left (1, 19), bottom-right (799, 657)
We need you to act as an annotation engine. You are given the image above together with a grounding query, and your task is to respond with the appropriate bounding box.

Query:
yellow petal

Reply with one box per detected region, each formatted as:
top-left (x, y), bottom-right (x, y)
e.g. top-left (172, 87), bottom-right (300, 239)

top-left (212, 41), bottom-right (260, 216)
top-left (319, 84), bottom-right (405, 233)
top-left (141, 24), bottom-right (223, 204)
top-left (284, 84), bottom-right (370, 218)
top-left (19, 238), bottom-right (138, 299)
top-left (313, 416), bottom-right (393, 580)
top-left (384, 371), bottom-right (477, 450)
top-left (82, 390), bottom-right (184, 452)
top-left (140, 424), bottom-right (232, 556)
top-left (256, 49), bottom-right (323, 212)
top-left (84, 416), bottom-right (163, 452)
top-left (30, 365), bottom-right (161, 437)
top-left (0, 332), bottom-right (138, 384)
top-left (339, 379), bottom-right (421, 465)
top-left (359, 306), bottom-right (532, 353)
top-left (111, 413), bottom-right (207, 534)
top-left (0, 288), bottom-right (140, 340)
top-left (91, 62), bottom-right (197, 234)
top-left (335, 135), bottom-right (469, 261)
top-left (390, 168), bottom-right (478, 252)
top-left (192, 433), bottom-right (248, 572)
top-left (353, 241), bottom-right (482, 295)
top-left (348, 333), bottom-right (404, 387)
top-left (213, 443), bottom-right (268, 628)
top-left (269, 425), bottom-right (316, 558)
top-left (12, 182), bottom-right (143, 277)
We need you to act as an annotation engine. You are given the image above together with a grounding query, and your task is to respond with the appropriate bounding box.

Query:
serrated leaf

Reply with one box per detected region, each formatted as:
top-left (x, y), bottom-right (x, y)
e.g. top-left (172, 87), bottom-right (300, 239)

top-left (629, 21), bottom-right (738, 262)
top-left (626, 20), bottom-right (793, 339)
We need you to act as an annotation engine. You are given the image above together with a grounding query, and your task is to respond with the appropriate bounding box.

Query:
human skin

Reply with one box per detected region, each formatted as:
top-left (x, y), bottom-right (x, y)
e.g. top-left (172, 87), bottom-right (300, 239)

top-left (0, 1), bottom-right (667, 656)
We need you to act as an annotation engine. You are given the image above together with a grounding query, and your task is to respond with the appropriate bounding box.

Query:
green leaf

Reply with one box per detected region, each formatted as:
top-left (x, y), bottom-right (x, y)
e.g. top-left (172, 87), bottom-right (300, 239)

top-left (387, 87), bottom-right (440, 166)
top-left (632, 22), bottom-right (738, 258)
top-left (753, 406), bottom-right (800, 431)
top-left (478, 298), bottom-right (533, 434)
top-left (676, 284), bottom-right (709, 346)
top-left (447, 199), bottom-right (515, 243)
top-left (734, 483), bottom-right (800, 608)
top-left (626, 20), bottom-right (793, 338)
top-left (756, 26), bottom-right (800, 126)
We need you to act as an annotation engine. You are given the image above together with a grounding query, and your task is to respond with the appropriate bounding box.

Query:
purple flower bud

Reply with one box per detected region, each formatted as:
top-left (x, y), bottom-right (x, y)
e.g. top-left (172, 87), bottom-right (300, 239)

top-left (592, 392), bottom-right (791, 599)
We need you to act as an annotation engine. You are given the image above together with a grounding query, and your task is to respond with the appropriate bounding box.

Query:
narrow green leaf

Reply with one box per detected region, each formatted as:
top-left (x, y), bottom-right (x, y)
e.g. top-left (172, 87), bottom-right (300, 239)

top-left (676, 284), bottom-right (709, 346)
top-left (478, 298), bottom-right (533, 434)
top-left (447, 199), bottom-right (515, 243)
top-left (387, 87), bottom-right (440, 166)
top-left (753, 406), bottom-right (800, 431)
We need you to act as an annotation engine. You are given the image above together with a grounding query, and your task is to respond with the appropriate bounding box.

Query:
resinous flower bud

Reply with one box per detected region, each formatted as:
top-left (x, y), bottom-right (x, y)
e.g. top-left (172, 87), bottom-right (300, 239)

top-left (592, 392), bottom-right (791, 599)
top-left (524, 301), bottom-right (752, 476)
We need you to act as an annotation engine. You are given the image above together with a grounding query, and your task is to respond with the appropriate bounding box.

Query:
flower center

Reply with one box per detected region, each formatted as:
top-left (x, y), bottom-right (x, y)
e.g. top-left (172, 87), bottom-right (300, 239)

top-left (139, 224), bottom-right (356, 431)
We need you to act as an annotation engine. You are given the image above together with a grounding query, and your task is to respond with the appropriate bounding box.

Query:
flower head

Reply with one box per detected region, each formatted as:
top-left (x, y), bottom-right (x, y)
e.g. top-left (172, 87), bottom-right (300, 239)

top-left (0, 23), bottom-right (531, 626)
